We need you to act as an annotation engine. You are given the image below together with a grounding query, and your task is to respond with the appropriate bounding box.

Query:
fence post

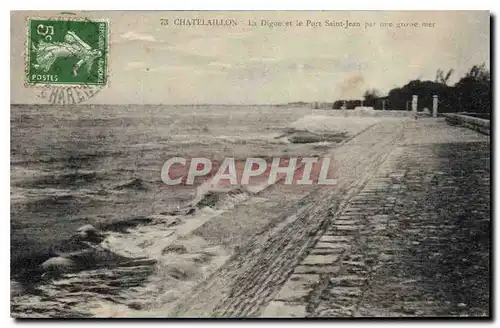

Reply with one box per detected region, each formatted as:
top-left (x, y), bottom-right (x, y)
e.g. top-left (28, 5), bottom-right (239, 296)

top-left (412, 95), bottom-right (418, 112)
top-left (432, 95), bottom-right (438, 117)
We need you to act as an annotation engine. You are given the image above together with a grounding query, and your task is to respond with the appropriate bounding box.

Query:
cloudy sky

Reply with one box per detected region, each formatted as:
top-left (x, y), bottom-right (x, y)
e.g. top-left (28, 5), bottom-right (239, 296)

top-left (11, 11), bottom-right (490, 104)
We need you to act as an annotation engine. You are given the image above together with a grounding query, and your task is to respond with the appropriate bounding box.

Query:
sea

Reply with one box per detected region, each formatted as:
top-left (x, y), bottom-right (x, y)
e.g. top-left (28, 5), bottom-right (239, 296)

top-left (11, 104), bottom-right (319, 317)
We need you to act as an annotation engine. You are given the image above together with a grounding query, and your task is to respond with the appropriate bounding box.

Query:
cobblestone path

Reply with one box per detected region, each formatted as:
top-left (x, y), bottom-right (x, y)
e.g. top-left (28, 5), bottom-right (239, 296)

top-left (263, 119), bottom-right (490, 318)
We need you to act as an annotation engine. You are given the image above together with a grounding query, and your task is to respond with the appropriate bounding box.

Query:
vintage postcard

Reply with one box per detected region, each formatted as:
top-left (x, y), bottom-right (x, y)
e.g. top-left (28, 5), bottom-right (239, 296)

top-left (10, 11), bottom-right (491, 318)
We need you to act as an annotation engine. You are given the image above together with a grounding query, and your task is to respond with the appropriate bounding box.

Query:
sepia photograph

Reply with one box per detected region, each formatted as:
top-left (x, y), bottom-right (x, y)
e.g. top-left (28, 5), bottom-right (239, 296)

top-left (9, 10), bottom-right (491, 318)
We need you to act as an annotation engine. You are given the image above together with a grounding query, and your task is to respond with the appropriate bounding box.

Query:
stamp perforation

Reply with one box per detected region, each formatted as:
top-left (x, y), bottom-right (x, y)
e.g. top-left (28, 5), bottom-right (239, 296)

top-left (24, 14), bottom-right (110, 88)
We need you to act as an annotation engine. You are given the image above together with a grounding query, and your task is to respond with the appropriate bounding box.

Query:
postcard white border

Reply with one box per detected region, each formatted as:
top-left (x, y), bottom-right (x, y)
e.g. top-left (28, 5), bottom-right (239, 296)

top-left (3, 1), bottom-right (497, 328)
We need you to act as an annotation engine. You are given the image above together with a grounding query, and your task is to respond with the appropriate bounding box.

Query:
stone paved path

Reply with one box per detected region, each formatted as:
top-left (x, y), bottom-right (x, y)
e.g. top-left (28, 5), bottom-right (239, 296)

top-left (262, 119), bottom-right (490, 318)
top-left (170, 118), bottom-right (490, 318)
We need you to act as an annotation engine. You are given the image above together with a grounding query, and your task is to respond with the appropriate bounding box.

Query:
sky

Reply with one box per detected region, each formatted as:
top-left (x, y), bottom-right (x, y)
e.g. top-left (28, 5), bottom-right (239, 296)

top-left (11, 11), bottom-right (490, 104)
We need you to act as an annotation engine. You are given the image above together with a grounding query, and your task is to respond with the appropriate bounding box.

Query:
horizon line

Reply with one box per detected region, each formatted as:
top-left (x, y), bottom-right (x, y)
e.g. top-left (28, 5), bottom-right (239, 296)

top-left (10, 102), bottom-right (319, 106)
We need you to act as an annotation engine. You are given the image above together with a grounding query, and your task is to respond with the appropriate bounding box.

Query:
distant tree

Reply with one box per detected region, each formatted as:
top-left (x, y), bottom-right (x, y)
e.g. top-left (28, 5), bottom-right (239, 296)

top-left (332, 100), bottom-right (343, 109)
top-left (363, 89), bottom-right (380, 100)
top-left (363, 89), bottom-right (381, 107)
top-left (454, 63), bottom-right (490, 114)
top-left (462, 63), bottom-right (490, 84)
top-left (333, 63), bottom-right (490, 114)
top-left (435, 68), bottom-right (454, 85)
top-left (386, 79), bottom-right (454, 112)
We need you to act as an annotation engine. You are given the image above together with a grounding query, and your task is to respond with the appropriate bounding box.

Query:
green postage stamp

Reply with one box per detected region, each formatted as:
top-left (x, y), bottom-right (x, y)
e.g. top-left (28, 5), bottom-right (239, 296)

top-left (26, 17), bottom-right (108, 86)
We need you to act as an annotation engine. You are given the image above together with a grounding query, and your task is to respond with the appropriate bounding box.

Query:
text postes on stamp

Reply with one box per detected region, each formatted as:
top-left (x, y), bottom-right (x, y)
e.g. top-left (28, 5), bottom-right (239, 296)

top-left (26, 17), bottom-right (108, 86)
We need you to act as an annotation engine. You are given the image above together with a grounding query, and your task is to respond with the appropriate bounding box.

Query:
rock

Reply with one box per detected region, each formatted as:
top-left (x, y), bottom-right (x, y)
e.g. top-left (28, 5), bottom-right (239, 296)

top-left (400, 306), bottom-right (416, 314)
top-left (379, 253), bottom-right (391, 261)
top-left (75, 224), bottom-right (104, 243)
top-left (77, 224), bottom-right (98, 234)
top-left (162, 244), bottom-right (188, 255)
top-left (41, 257), bottom-right (76, 275)
top-left (11, 280), bottom-right (24, 297)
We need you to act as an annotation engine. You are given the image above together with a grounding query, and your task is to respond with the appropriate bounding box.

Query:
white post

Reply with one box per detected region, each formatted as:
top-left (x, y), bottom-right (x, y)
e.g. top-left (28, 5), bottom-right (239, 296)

top-left (432, 95), bottom-right (438, 117)
top-left (412, 95), bottom-right (418, 112)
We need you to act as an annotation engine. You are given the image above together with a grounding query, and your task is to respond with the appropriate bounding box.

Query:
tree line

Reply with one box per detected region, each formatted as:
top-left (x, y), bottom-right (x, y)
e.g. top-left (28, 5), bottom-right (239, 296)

top-left (332, 64), bottom-right (491, 114)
